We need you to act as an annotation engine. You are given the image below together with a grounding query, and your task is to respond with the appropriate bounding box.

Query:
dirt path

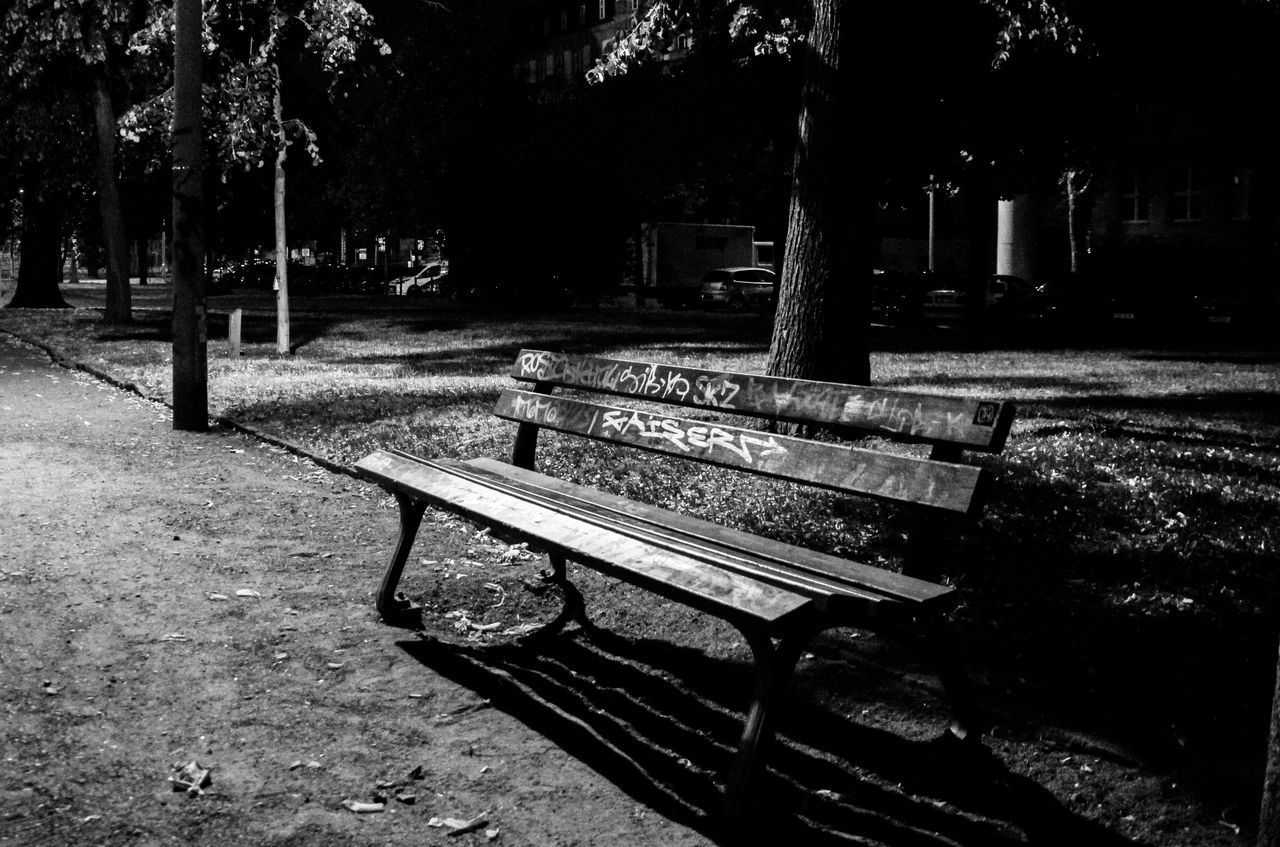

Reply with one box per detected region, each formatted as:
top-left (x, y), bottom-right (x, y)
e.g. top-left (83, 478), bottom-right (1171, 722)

top-left (0, 332), bottom-right (713, 846)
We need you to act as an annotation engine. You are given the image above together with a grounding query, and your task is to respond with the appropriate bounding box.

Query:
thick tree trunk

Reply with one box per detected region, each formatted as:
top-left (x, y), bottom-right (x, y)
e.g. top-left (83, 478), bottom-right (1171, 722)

top-left (6, 179), bottom-right (69, 309)
top-left (1260, 634), bottom-right (1280, 847)
top-left (273, 72), bottom-right (291, 356)
top-left (90, 70), bottom-right (132, 323)
top-left (171, 0), bottom-right (207, 432)
top-left (766, 0), bottom-right (868, 385)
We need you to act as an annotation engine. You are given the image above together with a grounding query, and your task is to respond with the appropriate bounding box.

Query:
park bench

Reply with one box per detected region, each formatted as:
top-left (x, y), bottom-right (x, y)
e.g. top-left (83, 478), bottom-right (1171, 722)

top-left (354, 348), bottom-right (1015, 824)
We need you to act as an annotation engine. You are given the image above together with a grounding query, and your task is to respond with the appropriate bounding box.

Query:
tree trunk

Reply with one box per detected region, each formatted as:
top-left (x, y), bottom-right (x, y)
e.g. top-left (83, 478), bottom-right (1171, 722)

top-left (1260, 633), bottom-right (1280, 847)
top-left (90, 70), bottom-right (132, 323)
top-left (273, 70), bottom-right (291, 356)
top-left (766, 0), bottom-right (868, 385)
top-left (171, 0), bottom-right (207, 432)
top-left (6, 178), bottom-right (69, 309)
top-left (1065, 169), bottom-right (1094, 276)
top-left (66, 236), bottom-right (80, 284)
top-left (1065, 171), bottom-right (1079, 275)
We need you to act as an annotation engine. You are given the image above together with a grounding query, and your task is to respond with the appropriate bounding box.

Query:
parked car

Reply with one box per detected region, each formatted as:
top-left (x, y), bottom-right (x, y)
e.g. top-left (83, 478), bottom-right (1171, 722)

top-left (1192, 293), bottom-right (1253, 329)
top-left (1089, 287), bottom-right (1204, 336)
top-left (921, 287), bottom-right (970, 324)
top-left (698, 267), bottom-right (778, 311)
top-left (214, 259), bottom-right (275, 289)
top-left (443, 268), bottom-right (577, 309)
top-left (995, 276), bottom-right (1104, 331)
top-left (870, 270), bottom-right (922, 327)
top-left (922, 273), bottom-right (1034, 325)
top-left (389, 262), bottom-right (449, 296)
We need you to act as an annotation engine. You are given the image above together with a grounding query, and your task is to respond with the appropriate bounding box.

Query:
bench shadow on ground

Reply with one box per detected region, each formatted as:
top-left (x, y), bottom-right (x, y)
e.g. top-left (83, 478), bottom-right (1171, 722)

top-left (396, 627), bottom-right (1142, 846)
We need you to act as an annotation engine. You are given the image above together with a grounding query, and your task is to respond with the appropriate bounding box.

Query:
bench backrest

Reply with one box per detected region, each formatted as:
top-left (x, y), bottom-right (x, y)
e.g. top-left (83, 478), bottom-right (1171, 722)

top-left (499, 349), bottom-right (1015, 518)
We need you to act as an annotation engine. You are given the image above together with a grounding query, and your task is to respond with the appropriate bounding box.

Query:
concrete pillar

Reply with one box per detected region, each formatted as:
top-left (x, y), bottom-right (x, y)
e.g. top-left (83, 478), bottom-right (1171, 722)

top-left (996, 193), bottom-right (1036, 279)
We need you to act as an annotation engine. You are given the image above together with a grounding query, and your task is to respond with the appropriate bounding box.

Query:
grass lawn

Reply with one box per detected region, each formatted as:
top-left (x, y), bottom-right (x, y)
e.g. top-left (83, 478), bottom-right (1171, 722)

top-left (3, 282), bottom-right (1279, 842)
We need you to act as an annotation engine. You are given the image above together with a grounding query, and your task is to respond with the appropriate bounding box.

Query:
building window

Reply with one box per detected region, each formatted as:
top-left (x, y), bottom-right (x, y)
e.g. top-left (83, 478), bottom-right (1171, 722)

top-left (528, 58), bottom-right (537, 81)
top-left (598, 0), bottom-right (606, 21)
top-left (1120, 168), bottom-right (1149, 223)
top-left (1230, 168), bottom-right (1251, 220)
top-left (560, 8), bottom-right (567, 30)
top-left (582, 44), bottom-right (592, 69)
top-left (578, 3), bottom-right (586, 24)
top-left (572, 45), bottom-right (584, 75)
top-left (543, 16), bottom-right (550, 35)
top-left (1171, 164), bottom-right (1203, 222)
top-left (562, 49), bottom-right (572, 78)
top-left (548, 52), bottom-right (557, 77)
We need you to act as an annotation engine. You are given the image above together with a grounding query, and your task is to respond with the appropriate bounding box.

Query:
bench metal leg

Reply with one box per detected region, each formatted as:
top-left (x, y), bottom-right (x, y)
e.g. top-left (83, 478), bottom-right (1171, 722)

top-left (917, 612), bottom-right (983, 743)
top-left (723, 628), bottom-right (810, 826)
top-left (377, 493), bottom-right (427, 626)
top-left (518, 551), bottom-right (592, 646)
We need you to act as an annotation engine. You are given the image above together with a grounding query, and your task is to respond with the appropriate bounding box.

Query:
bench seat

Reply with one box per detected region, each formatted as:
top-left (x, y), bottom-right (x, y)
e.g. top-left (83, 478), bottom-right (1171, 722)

top-left (358, 450), bottom-right (956, 632)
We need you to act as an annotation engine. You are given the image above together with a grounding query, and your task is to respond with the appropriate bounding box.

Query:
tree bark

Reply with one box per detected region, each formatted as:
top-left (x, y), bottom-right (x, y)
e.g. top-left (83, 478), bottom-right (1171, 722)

top-left (171, 0), bottom-right (207, 432)
top-left (6, 178), bottom-right (70, 309)
top-left (90, 70), bottom-right (132, 323)
top-left (1260, 633), bottom-right (1280, 847)
top-left (1065, 169), bottom-right (1094, 276)
top-left (273, 70), bottom-right (291, 356)
top-left (66, 236), bottom-right (80, 284)
top-left (766, 0), bottom-right (868, 385)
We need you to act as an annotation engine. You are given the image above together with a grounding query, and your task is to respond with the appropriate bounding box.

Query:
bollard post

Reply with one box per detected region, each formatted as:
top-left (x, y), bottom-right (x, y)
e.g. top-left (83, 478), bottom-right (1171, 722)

top-left (228, 308), bottom-right (242, 358)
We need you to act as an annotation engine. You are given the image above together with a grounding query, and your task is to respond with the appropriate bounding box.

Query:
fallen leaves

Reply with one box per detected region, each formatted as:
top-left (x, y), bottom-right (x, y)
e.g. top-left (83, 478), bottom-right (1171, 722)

top-left (169, 761), bottom-right (212, 796)
top-left (341, 799), bottom-right (385, 813)
top-left (427, 810), bottom-right (490, 836)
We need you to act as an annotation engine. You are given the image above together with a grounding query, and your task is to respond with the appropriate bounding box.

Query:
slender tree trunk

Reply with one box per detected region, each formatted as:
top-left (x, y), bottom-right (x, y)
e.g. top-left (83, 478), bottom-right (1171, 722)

top-left (66, 236), bottom-right (80, 284)
top-left (6, 178), bottom-right (69, 309)
top-left (1065, 169), bottom-right (1094, 276)
top-left (172, 0), bottom-right (207, 431)
top-left (273, 70), bottom-right (291, 356)
top-left (1065, 171), bottom-right (1079, 275)
top-left (766, 0), bottom-right (868, 385)
top-left (90, 70), bottom-right (132, 323)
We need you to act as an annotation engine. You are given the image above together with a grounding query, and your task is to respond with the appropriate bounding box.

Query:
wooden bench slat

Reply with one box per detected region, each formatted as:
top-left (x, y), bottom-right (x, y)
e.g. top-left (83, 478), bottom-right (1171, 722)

top-left (511, 348), bottom-right (1015, 453)
top-left (465, 456), bottom-right (953, 608)
top-left (494, 388), bottom-right (987, 515)
top-left (362, 448), bottom-right (892, 609)
top-left (428, 454), bottom-right (895, 606)
top-left (355, 450), bottom-right (823, 631)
